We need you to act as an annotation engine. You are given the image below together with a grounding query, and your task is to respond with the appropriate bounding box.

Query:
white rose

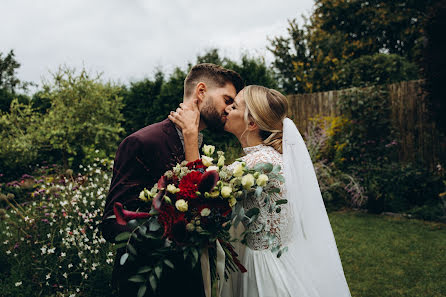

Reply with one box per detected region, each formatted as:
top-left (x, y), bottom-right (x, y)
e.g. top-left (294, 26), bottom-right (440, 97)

top-left (200, 208), bottom-right (211, 217)
top-left (233, 163), bottom-right (244, 177)
top-left (221, 186), bottom-right (232, 198)
top-left (201, 155), bottom-right (214, 167)
top-left (167, 184), bottom-right (180, 194)
top-left (241, 174), bottom-right (255, 190)
top-left (175, 199), bottom-right (188, 212)
top-left (206, 166), bottom-right (219, 172)
top-left (202, 145), bottom-right (215, 156)
top-left (256, 174), bottom-right (269, 187)
top-left (217, 155), bottom-right (225, 167)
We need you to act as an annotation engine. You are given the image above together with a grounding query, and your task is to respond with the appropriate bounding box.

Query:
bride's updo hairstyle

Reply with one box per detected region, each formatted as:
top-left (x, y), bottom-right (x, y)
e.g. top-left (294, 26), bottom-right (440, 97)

top-left (243, 85), bottom-right (288, 153)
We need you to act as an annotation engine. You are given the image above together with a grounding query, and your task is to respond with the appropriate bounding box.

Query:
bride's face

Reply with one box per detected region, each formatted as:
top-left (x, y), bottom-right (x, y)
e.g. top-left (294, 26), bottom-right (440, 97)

top-left (224, 90), bottom-right (247, 137)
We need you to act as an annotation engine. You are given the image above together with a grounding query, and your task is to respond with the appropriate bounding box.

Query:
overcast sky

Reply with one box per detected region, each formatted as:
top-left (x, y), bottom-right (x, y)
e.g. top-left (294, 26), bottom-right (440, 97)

top-left (2, 0), bottom-right (314, 86)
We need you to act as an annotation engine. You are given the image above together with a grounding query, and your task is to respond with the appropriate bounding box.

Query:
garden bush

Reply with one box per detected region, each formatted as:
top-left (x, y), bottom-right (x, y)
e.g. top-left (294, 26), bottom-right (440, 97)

top-left (0, 160), bottom-right (115, 297)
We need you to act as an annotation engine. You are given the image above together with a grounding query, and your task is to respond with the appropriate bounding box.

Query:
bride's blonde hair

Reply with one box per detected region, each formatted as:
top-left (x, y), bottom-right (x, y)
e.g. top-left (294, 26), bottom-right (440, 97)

top-left (242, 85), bottom-right (288, 153)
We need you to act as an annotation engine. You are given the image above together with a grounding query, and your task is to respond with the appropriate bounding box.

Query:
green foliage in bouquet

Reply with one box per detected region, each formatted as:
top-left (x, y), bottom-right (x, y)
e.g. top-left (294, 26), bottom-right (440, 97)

top-left (108, 145), bottom-right (286, 296)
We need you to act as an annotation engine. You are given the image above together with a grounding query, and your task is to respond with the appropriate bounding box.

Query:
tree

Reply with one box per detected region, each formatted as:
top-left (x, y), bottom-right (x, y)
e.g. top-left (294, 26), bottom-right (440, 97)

top-left (0, 50), bottom-right (30, 112)
top-left (269, 0), bottom-right (430, 94)
top-left (423, 0), bottom-right (446, 135)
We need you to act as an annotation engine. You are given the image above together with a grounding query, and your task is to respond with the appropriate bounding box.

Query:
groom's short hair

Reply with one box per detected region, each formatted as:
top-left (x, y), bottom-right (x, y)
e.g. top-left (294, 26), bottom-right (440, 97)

top-left (184, 63), bottom-right (244, 98)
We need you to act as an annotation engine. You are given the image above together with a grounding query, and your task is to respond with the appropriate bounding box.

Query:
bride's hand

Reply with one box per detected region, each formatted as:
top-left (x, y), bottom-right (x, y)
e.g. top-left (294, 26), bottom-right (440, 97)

top-left (168, 99), bottom-right (200, 136)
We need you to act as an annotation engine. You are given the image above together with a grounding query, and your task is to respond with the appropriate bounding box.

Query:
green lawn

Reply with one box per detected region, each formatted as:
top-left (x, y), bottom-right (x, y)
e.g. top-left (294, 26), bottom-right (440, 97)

top-left (330, 210), bottom-right (446, 297)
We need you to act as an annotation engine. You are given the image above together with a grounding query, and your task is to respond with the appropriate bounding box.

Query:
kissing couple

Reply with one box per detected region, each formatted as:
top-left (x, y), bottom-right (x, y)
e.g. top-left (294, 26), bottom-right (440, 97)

top-left (100, 63), bottom-right (351, 297)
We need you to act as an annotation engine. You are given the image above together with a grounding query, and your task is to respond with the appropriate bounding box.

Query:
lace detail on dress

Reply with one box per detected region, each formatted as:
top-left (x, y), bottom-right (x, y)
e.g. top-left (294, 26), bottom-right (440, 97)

top-left (228, 144), bottom-right (292, 251)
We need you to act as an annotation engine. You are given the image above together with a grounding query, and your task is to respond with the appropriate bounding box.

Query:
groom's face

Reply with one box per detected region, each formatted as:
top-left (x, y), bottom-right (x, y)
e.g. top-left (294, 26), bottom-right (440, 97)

top-left (200, 82), bottom-right (236, 132)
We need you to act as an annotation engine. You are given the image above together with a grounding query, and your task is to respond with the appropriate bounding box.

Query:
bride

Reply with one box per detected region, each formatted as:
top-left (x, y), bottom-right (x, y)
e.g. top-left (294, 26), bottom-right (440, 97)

top-left (169, 85), bottom-right (351, 297)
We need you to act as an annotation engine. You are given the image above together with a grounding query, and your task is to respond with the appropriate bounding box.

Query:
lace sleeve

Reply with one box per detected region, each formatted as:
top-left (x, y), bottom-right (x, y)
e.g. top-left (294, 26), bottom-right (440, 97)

top-left (237, 145), bottom-right (293, 250)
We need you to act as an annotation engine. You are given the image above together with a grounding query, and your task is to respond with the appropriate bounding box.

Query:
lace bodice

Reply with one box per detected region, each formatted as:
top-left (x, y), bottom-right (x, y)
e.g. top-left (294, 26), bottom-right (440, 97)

top-left (229, 144), bottom-right (292, 250)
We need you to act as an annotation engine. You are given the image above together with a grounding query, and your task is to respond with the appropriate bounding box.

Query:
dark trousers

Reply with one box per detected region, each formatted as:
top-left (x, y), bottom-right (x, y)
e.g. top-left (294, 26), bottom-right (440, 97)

top-left (113, 254), bottom-right (206, 297)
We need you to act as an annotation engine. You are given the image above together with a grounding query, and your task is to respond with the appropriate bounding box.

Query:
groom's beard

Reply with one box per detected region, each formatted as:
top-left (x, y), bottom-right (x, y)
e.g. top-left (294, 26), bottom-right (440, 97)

top-left (201, 97), bottom-right (226, 132)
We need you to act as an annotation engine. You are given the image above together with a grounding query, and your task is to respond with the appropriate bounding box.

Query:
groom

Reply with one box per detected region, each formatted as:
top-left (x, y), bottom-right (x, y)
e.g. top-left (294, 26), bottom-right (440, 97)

top-left (100, 63), bottom-right (243, 297)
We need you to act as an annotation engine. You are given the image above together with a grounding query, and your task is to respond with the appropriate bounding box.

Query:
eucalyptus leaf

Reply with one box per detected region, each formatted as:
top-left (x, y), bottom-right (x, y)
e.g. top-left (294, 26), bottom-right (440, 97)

top-left (164, 259), bottom-right (174, 269)
top-left (139, 225), bottom-right (147, 236)
top-left (127, 243), bottom-right (137, 255)
top-left (255, 186), bottom-right (263, 197)
top-left (113, 242), bottom-right (127, 249)
top-left (137, 266), bottom-right (152, 274)
top-left (276, 207), bottom-right (282, 213)
top-left (149, 220), bottom-right (161, 232)
top-left (154, 266), bottom-right (162, 279)
top-left (127, 219), bottom-right (138, 229)
top-left (120, 253), bottom-right (129, 265)
top-left (128, 275), bottom-right (145, 283)
top-left (245, 207), bottom-right (260, 218)
top-left (276, 199), bottom-right (288, 205)
top-left (149, 274), bottom-right (157, 291)
top-left (137, 284), bottom-right (147, 297)
top-left (268, 188), bottom-right (281, 194)
top-left (263, 163), bottom-right (273, 173)
top-left (191, 248), bottom-right (199, 265)
top-left (115, 232), bottom-right (131, 242)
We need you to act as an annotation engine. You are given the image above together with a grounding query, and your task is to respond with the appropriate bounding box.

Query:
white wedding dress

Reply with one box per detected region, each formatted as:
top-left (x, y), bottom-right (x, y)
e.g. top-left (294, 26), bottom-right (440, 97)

top-left (222, 120), bottom-right (351, 297)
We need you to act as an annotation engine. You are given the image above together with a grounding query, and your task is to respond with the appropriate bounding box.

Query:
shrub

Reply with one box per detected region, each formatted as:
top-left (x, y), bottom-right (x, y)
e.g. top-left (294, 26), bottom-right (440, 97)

top-left (304, 116), bottom-right (366, 208)
top-left (0, 161), bottom-right (115, 296)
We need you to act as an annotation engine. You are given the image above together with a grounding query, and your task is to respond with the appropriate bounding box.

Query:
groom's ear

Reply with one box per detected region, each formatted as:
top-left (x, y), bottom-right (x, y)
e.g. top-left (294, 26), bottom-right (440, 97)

top-left (195, 82), bottom-right (207, 102)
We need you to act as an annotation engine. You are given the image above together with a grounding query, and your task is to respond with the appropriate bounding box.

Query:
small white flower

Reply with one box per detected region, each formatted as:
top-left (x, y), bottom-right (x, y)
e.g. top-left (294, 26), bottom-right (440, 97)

top-left (68, 263), bottom-right (73, 268)
top-left (201, 155), bottom-right (214, 167)
top-left (221, 186), bottom-right (232, 198)
top-left (6, 250), bottom-right (11, 255)
top-left (256, 174), bottom-right (269, 187)
top-left (63, 272), bottom-right (68, 278)
top-left (175, 199), bottom-right (188, 212)
top-left (46, 273), bottom-right (51, 280)
top-left (241, 174), bottom-right (255, 189)
top-left (233, 163), bottom-right (244, 177)
top-left (206, 166), bottom-right (219, 172)
top-left (200, 208), bottom-right (211, 217)
top-left (167, 184), bottom-right (180, 194)
top-left (61, 252), bottom-right (66, 257)
top-left (15, 281), bottom-right (22, 287)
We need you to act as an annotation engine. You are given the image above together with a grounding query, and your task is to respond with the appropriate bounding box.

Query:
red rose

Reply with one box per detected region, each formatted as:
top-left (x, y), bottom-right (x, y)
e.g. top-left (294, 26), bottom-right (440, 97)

top-left (178, 171), bottom-right (202, 200)
top-left (157, 204), bottom-right (175, 238)
top-left (186, 159), bottom-right (206, 170)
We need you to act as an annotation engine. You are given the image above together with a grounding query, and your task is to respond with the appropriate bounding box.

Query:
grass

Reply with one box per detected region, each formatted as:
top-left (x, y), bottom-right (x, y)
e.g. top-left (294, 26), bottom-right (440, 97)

top-left (329, 210), bottom-right (446, 297)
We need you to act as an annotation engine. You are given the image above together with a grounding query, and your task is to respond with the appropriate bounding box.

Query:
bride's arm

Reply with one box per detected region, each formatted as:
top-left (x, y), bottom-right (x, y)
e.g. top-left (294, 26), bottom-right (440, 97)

top-left (168, 100), bottom-right (200, 162)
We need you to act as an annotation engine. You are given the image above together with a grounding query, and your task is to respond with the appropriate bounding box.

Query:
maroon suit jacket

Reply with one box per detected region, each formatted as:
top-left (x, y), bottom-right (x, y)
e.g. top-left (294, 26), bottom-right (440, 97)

top-left (100, 118), bottom-right (204, 296)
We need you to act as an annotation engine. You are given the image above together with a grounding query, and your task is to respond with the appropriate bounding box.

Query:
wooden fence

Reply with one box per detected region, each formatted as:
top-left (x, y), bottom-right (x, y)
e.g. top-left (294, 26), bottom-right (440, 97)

top-left (287, 80), bottom-right (444, 167)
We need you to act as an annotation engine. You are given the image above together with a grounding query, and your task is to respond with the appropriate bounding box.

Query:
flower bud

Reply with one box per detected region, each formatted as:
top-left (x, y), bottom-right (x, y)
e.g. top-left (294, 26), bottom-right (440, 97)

top-left (229, 197), bottom-right (237, 207)
top-left (175, 199), bottom-right (188, 212)
top-left (186, 223), bottom-right (195, 232)
top-left (163, 196), bottom-right (172, 204)
top-left (217, 155), bottom-right (225, 167)
top-left (167, 184), bottom-right (180, 194)
top-left (196, 226), bottom-right (203, 233)
top-left (209, 190), bottom-right (220, 198)
top-left (202, 145), bottom-right (216, 156)
top-left (253, 172), bottom-right (260, 179)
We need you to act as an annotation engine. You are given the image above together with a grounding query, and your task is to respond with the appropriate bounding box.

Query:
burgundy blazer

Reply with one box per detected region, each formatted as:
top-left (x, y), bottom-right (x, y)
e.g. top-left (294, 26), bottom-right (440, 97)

top-left (100, 119), bottom-right (205, 296)
top-left (101, 118), bottom-right (184, 242)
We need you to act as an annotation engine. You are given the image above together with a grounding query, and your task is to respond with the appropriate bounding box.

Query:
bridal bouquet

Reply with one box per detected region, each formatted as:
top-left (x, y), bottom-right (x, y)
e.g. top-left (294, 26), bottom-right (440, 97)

top-left (110, 145), bottom-right (285, 297)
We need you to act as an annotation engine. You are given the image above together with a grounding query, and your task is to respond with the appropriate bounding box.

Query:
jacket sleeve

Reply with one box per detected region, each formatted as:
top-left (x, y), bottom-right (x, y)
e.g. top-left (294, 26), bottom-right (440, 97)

top-left (99, 135), bottom-right (155, 243)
